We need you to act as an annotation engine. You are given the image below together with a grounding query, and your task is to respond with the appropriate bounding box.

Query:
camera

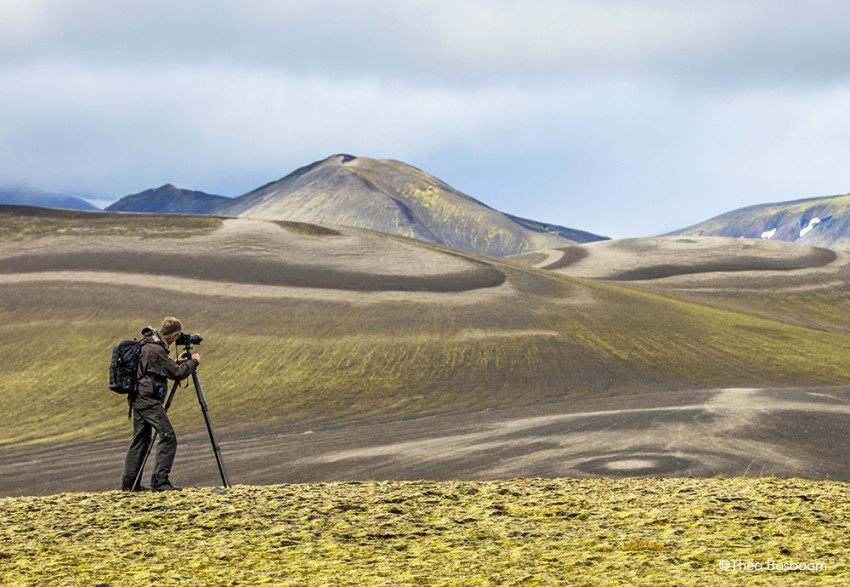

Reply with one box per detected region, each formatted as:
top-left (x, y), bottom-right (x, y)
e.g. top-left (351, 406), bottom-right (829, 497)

top-left (176, 332), bottom-right (203, 346)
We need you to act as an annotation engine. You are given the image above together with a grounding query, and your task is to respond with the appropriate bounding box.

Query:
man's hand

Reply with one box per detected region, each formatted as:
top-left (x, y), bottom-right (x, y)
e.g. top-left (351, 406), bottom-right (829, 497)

top-left (178, 352), bottom-right (201, 365)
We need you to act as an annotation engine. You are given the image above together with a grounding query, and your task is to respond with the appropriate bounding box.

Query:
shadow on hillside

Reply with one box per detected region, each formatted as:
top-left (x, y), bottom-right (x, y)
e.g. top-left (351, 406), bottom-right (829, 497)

top-left (0, 251), bottom-right (506, 292)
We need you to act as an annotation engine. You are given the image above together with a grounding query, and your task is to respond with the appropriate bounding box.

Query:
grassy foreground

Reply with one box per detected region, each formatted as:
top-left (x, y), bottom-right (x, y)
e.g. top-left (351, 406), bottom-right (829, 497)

top-left (1, 477), bottom-right (847, 586)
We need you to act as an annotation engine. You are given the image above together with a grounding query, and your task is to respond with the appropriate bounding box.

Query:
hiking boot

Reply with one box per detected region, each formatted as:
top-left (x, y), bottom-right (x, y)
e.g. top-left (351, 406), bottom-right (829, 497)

top-left (150, 482), bottom-right (182, 492)
top-left (121, 475), bottom-right (146, 492)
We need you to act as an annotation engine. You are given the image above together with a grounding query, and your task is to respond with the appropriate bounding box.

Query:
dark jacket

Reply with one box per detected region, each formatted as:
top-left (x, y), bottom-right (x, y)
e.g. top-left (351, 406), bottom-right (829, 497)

top-left (132, 327), bottom-right (199, 410)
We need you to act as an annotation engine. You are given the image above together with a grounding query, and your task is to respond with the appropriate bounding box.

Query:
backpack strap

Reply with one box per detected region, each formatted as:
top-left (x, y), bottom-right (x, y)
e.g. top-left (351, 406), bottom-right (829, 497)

top-left (126, 339), bottom-right (150, 419)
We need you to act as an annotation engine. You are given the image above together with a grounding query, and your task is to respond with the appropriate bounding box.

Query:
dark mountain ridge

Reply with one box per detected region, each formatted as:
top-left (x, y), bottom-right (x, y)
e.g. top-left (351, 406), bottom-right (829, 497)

top-left (106, 183), bottom-right (231, 215)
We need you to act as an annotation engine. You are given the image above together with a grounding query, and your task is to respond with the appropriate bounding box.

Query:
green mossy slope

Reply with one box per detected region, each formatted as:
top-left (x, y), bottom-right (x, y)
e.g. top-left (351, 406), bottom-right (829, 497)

top-left (3, 207), bottom-right (850, 449)
top-left (1, 478), bottom-right (846, 585)
top-left (4, 274), bottom-right (850, 449)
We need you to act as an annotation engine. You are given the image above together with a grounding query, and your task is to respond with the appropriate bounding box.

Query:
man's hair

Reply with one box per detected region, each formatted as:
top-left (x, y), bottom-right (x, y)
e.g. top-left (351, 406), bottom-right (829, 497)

top-left (160, 316), bottom-right (183, 336)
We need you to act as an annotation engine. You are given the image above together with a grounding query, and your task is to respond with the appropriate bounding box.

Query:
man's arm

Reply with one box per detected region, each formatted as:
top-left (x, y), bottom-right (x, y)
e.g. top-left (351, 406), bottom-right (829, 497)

top-left (148, 345), bottom-right (199, 381)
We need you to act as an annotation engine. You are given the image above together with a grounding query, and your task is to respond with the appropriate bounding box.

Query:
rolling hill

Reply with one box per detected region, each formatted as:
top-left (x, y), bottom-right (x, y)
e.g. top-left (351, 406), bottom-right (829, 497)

top-left (511, 235), bottom-right (850, 335)
top-left (667, 192), bottom-right (850, 249)
top-left (106, 154), bottom-right (607, 257)
top-left (2, 207), bottom-right (850, 494)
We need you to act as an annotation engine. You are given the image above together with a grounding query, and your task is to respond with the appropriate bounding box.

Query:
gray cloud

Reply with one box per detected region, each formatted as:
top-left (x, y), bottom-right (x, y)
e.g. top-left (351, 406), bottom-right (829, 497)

top-left (2, 0), bottom-right (850, 237)
top-left (7, 1), bottom-right (850, 86)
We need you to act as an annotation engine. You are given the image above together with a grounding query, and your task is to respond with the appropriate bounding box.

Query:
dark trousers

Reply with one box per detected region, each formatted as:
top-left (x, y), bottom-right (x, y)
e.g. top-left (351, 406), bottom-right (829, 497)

top-left (122, 403), bottom-right (177, 488)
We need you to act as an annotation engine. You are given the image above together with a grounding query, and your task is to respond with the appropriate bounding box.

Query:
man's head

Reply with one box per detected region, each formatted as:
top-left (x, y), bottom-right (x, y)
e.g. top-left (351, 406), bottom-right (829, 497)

top-left (160, 316), bottom-right (183, 344)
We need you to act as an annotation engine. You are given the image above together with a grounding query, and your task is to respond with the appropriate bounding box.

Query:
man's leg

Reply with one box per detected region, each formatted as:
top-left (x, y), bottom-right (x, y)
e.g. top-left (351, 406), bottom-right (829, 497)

top-left (144, 403), bottom-right (178, 489)
top-left (122, 411), bottom-right (152, 490)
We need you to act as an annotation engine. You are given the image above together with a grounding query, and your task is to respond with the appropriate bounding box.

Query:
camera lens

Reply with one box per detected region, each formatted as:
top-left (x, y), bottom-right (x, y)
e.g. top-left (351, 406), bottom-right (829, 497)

top-left (177, 332), bottom-right (203, 346)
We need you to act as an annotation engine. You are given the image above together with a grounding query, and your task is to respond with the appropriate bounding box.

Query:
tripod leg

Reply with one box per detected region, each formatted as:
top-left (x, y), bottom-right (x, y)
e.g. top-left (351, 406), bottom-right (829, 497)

top-left (131, 380), bottom-right (180, 492)
top-left (191, 371), bottom-right (231, 488)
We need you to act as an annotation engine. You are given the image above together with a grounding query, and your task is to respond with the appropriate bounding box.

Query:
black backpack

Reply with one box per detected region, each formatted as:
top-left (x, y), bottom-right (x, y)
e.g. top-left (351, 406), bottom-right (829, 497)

top-left (109, 338), bottom-right (147, 394)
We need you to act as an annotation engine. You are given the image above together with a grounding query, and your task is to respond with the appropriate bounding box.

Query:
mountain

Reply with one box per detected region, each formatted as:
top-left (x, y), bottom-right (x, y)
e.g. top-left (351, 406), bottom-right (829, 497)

top-left (217, 155), bottom-right (606, 257)
top-left (0, 185), bottom-right (99, 211)
top-left (106, 155), bottom-right (606, 257)
top-left (105, 183), bottom-right (231, 215)
top-left (666, 192), bottom-right (850, 249)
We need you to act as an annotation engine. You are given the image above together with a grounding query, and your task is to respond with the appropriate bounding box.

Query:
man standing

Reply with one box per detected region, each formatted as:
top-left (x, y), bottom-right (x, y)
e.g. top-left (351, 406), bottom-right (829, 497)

top-left (122, 316), bottom-right (200, 492)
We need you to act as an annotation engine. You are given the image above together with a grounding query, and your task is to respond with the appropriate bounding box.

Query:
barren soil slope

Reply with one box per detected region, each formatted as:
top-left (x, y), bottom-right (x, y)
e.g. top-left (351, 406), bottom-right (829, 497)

top-left (2, 210), bottom-right (850, 494)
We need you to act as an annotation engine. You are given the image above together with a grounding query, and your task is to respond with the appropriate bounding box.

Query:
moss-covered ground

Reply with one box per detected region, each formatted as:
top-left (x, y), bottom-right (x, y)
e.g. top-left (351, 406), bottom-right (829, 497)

top-left (0, 206), bottom-right (222, 241)
top-left (1, 477), bottom-right (846, 585)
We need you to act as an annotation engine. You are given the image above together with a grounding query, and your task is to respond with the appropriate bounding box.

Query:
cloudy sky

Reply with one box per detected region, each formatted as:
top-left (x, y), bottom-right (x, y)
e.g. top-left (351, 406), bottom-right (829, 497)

top-left (2, 0), bottom-right (850, 238)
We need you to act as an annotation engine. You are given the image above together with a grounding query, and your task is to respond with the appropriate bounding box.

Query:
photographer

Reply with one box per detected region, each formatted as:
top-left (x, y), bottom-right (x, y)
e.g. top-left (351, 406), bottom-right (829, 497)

top-left (122, 316), bottom-right (200, 492)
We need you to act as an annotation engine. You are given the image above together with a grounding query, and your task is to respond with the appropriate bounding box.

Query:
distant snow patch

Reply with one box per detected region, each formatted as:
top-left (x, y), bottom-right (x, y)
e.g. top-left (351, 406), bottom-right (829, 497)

top-left (800, 218), bottom-right (821, 238)
top-left (760, 228), bottom-right (776, 239)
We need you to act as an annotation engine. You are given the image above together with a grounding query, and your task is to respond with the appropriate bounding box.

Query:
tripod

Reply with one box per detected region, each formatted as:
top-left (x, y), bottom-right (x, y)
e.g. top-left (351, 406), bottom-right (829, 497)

top-left (131, 343), bottom-right (230, 491)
